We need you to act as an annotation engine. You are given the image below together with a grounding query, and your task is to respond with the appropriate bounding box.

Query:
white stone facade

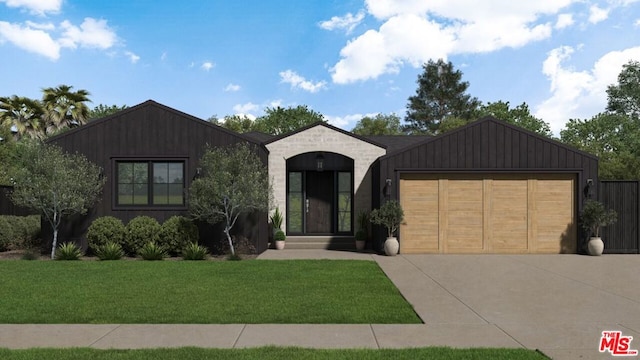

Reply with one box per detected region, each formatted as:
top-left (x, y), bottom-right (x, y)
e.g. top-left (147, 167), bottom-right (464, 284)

top-left (265, 125), bottom-right (386, 234)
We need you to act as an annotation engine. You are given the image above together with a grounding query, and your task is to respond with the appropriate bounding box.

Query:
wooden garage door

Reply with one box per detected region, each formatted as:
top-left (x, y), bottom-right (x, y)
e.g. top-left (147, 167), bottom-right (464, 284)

top-left (399, 174), bottom-right (576, 254)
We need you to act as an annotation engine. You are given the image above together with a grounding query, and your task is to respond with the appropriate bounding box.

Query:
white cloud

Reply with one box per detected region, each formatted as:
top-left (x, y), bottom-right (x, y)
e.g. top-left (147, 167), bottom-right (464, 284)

top-left (634, 18), bottom-right (640, 27)
top-left (555, 13), bottom-right (574, 29)
top-left (325, 113), bottom-right (377, 129)
top-left (160, 52), bottom-right (167, 61)
top-left (24, 20), bottom-right (54, 30)
top-left (201, 61), bottom-right (214, 71)
top-left (59, 18), bottom-right (117, 49)
top-left (224, 83), bottom-right (241, 92)
top-left (318, 10), bottom-right (365, 34)
top-left (233, 102), bottom-right (260, 115)
top-left (588, 5), bottom-right (609, 24)
top-left (0, 21), bottom-right (60, 59)
top-left (0, 0), bottom-right (62, 16)
top-left (330, 0), bottom-right (583, 84)
top-left (125, 51), bottom-right (140, 64)
top-left (279, 70), bottom-right (327, 93)
top-left (535, 45), bottom-right (640, 135)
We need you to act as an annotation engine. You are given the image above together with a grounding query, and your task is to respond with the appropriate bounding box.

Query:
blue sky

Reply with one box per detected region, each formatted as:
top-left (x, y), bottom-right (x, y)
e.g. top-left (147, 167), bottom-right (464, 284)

top-left (0, 0), bottom-right (639, 135)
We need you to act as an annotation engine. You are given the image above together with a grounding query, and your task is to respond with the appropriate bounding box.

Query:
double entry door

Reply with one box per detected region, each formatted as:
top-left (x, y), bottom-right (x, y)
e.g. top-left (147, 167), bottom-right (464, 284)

top-left (287, 171), bottom-right (352, 235)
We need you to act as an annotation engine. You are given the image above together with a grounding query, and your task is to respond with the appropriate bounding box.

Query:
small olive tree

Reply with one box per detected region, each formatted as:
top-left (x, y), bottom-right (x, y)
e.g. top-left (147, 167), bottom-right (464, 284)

top-left (10, 142), bottom-right (105, 259)
top-left (189, 143), bottom-right (272, 256)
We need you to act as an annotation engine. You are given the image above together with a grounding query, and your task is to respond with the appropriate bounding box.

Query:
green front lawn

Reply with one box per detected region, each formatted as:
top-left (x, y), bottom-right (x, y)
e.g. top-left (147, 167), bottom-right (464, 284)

top-left (0, 347), bottom-right (547, 360)
top-left (0, 260), bottom-right (421, 324)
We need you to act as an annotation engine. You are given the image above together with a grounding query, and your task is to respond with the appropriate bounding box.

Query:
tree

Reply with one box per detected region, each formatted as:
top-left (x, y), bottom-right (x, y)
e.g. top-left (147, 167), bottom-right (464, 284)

top-left (0, 124), bottom-right (17, 185)
top-left (254, 105), bottom-right (325, 135)
top-left (10, 142), bottom-right (105, 259)
top-left (189, 143), bottom-right (272, 256)
top-left (607, 60), bottom-right (640, 120)
top-left (88, 104), bottom-right (128, 120)
top-left (352, 113), bottom-right (403, 135)
top-left (405, 59), bottom-right (480, 135)
top-left (41, 85), bottom-right (91, 135)
top-left (560, 113), bottom-right (640, 179)
top-left (0, 85), bottom-right (92, 139)
top-left (477, 101), bottom-right (553, 137)
top-left (218, 115), bottom-right (258, 133)
top-left (0, 95), bottom-right (45, 140)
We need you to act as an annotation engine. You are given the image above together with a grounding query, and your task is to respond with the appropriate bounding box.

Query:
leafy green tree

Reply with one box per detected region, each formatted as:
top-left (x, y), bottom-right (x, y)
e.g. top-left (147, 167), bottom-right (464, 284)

top-left (437, 117), bottom-right (473, 133)
top-left (189, 143), bottom-right (272, 256)
top-left (10, 142), bottom-right (105, 259)
top-left (0, 95), bottom-right (45, 140)
top-left (477, 101), bottom-right (553, 137)
top-left (405, 59), bottom-right (480, 135)
top-left (0, 124), bottom-right (17, 185)
top-left (254, 105), bottom-right (325, 135)
top-left (560, 113), bottom-right (640, 179)
top-left (88, 104), bottom-right (128, 120)
top-left (218, 115), bottom-right (258, 133)
top-left (42, 85), bottom-right (91, 135)
top-left (352, 113), bottom-right (403, 135)
top-left (607, 60), bottom-right (640, 120)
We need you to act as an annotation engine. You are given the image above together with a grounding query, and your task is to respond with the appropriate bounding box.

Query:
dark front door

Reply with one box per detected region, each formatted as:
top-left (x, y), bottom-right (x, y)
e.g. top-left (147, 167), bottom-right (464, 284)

top-left (305, 171), bottom-right (333, 233)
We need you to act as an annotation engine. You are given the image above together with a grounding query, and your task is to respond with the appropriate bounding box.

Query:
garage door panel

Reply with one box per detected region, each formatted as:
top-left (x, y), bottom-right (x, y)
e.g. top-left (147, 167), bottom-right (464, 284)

top-left (399, 179), bottom-right (439, 253)
top-left (400, 174), bottom-right (576, 254)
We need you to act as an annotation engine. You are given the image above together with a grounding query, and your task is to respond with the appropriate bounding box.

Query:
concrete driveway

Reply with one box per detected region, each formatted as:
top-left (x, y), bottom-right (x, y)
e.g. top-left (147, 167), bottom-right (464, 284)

top-left (374, 254), bottom-right (640, 359)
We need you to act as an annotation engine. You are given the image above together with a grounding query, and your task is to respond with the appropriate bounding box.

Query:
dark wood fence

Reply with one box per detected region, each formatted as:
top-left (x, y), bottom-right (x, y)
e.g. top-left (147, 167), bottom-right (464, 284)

top-left (599, 181), bottom-right (640, 254)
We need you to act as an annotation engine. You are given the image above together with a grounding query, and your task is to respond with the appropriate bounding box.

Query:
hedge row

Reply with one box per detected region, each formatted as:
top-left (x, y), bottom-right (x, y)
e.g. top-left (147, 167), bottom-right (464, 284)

top-left (0, 215), bottom-right (41, 252)
top-left (87, 215), bottom-right (199, 256)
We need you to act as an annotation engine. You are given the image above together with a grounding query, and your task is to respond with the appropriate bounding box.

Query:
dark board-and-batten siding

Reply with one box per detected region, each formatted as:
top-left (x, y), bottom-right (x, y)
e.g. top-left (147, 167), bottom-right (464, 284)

top-left (599, 181), bottom-right (640, 254)
top-left (373, 117), bottom-right (599, 253)
top-left (46, 101), bottom-right (269, 253)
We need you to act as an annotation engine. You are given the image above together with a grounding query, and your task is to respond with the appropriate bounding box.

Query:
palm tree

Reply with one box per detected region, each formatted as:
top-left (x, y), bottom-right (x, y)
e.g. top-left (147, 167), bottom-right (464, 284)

top-left (41, 85), bottom-right (91, 136)
top-left (0, 96), bottom-right (45, 140)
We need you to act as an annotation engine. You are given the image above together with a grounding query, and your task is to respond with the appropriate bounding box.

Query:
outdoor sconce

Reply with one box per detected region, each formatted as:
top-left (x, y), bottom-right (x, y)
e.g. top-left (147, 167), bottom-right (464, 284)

top-left (383, 178), bottom-right (392, 199)
top-left (193, 168), bottom-right (202, 180)
top-left (316, 152), bottom-right (324, 172)
top-left (585, 178), bottom-right (593, 199)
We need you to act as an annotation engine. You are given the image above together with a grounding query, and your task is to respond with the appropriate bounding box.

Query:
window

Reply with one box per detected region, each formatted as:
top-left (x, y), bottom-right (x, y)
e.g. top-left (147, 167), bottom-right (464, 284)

top-left (117, 161), bottom-right (184, 206)
top-left (287, 172), bottom-right (303, 233)
top-left (337, 172), bottom-right (352, 232)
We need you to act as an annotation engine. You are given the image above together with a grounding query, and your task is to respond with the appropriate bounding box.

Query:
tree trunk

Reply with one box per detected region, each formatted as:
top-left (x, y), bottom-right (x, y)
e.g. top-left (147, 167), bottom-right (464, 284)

top-left (224, 228), bottom-right (235, 256)
top-left (51, 228), bottom-right (58, 260)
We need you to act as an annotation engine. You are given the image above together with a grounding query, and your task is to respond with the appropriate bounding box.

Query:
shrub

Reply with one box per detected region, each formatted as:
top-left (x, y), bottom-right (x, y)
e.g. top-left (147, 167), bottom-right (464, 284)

top-left (124, 216), bottom-right (161, 256)
top-left (0, 215), bottom-right (41, 251)
top-left (370, 200), bottom-right (405, 238)
top-left (274, 230), bottom-right (285, 241)
top-left (181, 242), bottom-right (209, 260)
top-left (138, 241), bottom-right (167, 260)
top-left (87, 216), bottom-right (126, 254)
top-left (0, 217), bottom-right (14, 252)
top-left (95, 241), bottom-right (125, 260)
top-left (55, 242), bottom-right (83, 260)
top-left (159, 216), bottom-right (199, 256)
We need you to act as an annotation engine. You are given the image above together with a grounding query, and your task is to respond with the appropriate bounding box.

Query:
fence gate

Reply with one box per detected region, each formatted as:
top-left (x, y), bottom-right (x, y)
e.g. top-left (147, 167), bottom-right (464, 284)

top-left (599, 181), bottom-right (640, 254)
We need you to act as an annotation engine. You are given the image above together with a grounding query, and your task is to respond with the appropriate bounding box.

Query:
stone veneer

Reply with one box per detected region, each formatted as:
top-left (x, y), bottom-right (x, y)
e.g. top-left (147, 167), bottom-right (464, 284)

top-left (265, 125), bottom-right (386, 234)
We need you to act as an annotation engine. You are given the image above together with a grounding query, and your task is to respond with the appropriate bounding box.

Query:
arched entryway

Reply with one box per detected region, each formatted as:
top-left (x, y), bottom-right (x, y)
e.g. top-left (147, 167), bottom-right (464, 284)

top-left (286, 152), bottom-right (354, 235)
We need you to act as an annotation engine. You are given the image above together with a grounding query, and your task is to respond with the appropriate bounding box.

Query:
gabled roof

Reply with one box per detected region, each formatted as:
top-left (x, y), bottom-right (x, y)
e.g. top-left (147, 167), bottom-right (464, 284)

top-left (46, 100), bottom-right (264, 148)
top-left (262, 121), bottom-right (387, 149)
top-left (381, 116), bottom-right (598, 161)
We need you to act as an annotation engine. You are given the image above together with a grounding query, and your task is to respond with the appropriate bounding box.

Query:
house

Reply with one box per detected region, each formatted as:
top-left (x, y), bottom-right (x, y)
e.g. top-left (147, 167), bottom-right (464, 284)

top-left (43, 100), bottom-right (600, 254)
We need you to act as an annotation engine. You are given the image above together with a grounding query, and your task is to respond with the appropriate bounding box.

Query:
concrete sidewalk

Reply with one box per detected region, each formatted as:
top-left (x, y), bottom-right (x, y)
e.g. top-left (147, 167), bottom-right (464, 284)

top-left (2, 250), bottom-right (640, 360)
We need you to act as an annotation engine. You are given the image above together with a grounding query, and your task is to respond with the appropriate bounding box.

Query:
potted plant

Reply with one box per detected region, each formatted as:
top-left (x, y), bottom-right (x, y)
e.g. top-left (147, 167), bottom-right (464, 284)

top-left (370, 200), bottom-right (404, 256)
top-left (270, 207), bottom-right (283, 235)
top-left (581, 199), bottom-right (617, 256)
top-left (355, 211), bottom-right (369, 251)
top-left (274, 229), bottom-right (286, 250)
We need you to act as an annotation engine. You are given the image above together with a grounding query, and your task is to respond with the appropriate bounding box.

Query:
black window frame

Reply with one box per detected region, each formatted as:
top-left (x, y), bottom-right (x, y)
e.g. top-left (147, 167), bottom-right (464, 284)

top-left (113, 158), bottom-right (187, 209)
